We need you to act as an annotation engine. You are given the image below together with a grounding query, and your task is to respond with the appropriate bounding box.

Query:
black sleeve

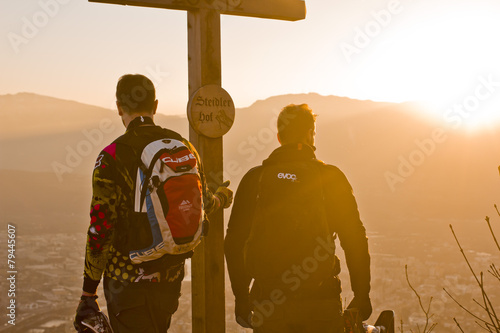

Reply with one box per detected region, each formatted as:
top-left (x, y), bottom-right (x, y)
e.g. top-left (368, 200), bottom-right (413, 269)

top-left (224, 167), bottom-right (261, 301)
top-left (325, 165), bottom-right (371, 297)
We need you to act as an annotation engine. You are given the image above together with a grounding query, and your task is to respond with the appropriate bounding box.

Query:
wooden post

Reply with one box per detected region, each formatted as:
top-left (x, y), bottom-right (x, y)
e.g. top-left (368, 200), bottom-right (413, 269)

top-left (87, 1), bottom-right (306, 332)
top-left (187, 8), bottom-right (225, 333)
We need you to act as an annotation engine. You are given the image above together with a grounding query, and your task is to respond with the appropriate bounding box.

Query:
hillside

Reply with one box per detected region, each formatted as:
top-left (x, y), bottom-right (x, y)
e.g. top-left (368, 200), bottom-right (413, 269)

top-left (1, 92), bottom-right (499, 236)
top-left (1, 92), bottom-right (500, 332)
top-left (0, 93), bottom-right (188, 174)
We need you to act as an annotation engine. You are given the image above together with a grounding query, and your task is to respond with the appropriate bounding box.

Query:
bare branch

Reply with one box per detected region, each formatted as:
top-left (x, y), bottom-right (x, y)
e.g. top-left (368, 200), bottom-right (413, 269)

top-left (450, 225), bottom-right (482, 286)
top-left (488, 264), bottom-right (500, 282)
top-left (473, 298), bottom-right (488, 312)
top-left (405, 265), bottom-right (436, 333)
top-left (479, 272), bottom-right (500, 329)
top-left (475, 320), bottom-right (491, 332)
top-left (485, 216), bottom-right (500, 253)
top-left (446, 206), bottom-right (500, 332)
top-left (449, 225), bottom-right (497, 317)
top-left (453, 318), bottom-right (465, 333)
top-left (443, 288), bottom-right (487, 324)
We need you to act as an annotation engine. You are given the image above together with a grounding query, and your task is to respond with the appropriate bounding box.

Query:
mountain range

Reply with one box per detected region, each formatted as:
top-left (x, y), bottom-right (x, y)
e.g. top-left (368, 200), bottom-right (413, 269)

top-left (1, 92), bottom-right (499, 238)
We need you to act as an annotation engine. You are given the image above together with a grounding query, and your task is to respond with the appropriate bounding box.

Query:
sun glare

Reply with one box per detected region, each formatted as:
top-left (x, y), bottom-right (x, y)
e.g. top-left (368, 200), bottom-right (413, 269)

top-left (352, 6), bottom-right (500, 130)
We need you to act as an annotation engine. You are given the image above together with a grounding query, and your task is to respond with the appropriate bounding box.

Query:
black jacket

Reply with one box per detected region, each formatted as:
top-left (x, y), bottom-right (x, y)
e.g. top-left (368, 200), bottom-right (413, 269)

top-left (224, 143), bottom-right (370, 301)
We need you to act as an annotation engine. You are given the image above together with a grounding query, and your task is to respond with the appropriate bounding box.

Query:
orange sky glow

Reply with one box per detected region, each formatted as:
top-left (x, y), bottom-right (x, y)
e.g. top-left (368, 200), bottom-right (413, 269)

top-left (2, 0), bottom-right (500, 129)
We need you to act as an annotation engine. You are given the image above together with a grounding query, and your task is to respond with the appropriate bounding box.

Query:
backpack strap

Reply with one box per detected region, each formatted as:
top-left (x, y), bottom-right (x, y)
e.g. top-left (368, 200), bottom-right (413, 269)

top-left (113, 136), bottom-right (150, 213)
top-left (114, 126), bottom-right (187, 213)
top-left (313, 159), bottom-right (334, 236)
top-left (314, 160), bottom-right (341, 275)
top-left (255, 167), bottom-right (266, 203)
top-left (137, 146), bottom-right (169, 212)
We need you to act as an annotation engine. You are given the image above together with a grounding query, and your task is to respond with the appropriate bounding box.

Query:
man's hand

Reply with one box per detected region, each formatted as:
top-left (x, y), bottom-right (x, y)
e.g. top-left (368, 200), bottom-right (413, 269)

top-left (74, 295), bottom-right (100, 332)
top-left (215, 180), bottom-right (233, 209)
top-left (347, 295), bottom-right (372, 321)
top-left (235, 297), bottom-right (253, 329)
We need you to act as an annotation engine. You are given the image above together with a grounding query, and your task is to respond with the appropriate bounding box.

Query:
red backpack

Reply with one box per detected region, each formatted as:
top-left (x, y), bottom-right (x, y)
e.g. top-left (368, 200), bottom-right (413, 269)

top-left (128, 138), bottom-right (204, 264)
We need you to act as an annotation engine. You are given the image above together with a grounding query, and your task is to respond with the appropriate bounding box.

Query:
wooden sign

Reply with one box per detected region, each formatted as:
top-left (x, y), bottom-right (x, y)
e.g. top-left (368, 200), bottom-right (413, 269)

top-left (89, 0), bottom-right (306, 21)
top-left (187, 85), bottom-right (235, 138)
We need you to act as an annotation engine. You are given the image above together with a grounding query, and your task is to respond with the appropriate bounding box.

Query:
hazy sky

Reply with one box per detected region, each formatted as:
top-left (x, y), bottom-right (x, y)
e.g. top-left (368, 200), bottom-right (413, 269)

top-left (2, 0), bottom-right (500, 122)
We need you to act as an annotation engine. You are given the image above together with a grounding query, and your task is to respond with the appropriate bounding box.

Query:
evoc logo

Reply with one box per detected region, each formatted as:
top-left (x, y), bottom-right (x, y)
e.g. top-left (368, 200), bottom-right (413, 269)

top-left (277, 172), bottom-right (298, 182)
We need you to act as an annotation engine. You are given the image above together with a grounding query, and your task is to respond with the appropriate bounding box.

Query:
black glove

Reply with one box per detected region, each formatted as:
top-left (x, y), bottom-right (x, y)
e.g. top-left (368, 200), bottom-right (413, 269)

top-left (347, 295), bottom-right (372, 321)
top-left (235, 297), bottom-right (253, 329)
top-left (74, 295), bottom-right (100, 332)
top-left (215, 180), bottom-right (233, 209)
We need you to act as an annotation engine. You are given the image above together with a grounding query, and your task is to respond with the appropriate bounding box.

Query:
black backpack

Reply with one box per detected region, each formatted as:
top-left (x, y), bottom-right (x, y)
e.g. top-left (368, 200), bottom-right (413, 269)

top-left (244, 159), bottom-right (338, 291)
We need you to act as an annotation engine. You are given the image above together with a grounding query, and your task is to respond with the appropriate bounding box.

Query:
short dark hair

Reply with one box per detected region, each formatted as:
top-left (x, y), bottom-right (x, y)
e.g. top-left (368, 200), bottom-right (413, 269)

top-left (116, 74), bottom-right (156, 114)
top-left (277, 104), bottom-right (317, 143)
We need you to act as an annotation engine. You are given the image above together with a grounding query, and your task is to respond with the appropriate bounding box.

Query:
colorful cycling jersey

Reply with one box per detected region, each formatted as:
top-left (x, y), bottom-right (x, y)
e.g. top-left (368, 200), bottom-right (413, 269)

top-left (82, 116), bottom-right (218, 294)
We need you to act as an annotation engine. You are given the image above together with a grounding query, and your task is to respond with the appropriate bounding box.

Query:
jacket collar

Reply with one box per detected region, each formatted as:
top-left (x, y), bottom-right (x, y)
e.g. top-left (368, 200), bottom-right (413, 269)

top-left (127, 116), bottom-right (155, 131)
top-left (263, 143), bottom-right (317, 166)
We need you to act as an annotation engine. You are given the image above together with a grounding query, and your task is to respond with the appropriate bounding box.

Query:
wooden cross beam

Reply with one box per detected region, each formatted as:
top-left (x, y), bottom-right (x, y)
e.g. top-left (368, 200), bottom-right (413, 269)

top-left (88, 1), bottom-right (306, 332)
top-left (89, 0), bottom-right (306, 21)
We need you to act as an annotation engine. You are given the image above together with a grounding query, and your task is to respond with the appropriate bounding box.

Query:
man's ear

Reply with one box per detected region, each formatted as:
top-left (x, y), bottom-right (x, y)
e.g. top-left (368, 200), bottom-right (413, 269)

top-left (116, 102), bottom-right (123, 116)
top-left (152, 100), bottom-right (158, 115)
top-left (306, 128), bottom-right (315, 146)
top-left (308, 128), bottom-right (314, 139)
top-left (277, 133), bottom-right (282, 145)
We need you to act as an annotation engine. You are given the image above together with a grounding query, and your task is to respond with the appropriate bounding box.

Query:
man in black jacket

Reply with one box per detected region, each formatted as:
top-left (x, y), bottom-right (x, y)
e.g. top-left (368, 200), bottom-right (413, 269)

top-left (225, 104), bottom-right (371, 332)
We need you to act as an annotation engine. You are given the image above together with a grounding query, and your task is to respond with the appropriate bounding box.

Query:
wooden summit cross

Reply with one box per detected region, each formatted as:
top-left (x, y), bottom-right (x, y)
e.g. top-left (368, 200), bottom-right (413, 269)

top-left (89, 0), bottom-right (306, 332)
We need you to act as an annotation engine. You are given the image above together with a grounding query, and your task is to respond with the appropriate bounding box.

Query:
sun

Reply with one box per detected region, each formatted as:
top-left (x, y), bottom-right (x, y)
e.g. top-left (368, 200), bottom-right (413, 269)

top-left (350, 4), bottom-right (500, 130)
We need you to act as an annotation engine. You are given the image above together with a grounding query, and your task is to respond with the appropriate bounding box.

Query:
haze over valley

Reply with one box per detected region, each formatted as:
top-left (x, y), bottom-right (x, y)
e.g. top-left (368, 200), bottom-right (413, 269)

top-left (1, 92), bottom-right (499, 332)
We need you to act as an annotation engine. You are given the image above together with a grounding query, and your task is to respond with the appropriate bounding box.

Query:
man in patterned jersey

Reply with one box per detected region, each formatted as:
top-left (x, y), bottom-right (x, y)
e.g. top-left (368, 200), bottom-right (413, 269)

top-left (74, 74), bottom-right (233, 333)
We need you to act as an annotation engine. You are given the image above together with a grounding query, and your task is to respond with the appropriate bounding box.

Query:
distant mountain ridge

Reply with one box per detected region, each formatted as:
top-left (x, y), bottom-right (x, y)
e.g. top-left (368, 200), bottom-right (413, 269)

top-left (0, 92), bottom-right (188, 174)
top-left (0, 93), bottom-right (115, 139)
top-left (1, 92), bottom-right (499, 235)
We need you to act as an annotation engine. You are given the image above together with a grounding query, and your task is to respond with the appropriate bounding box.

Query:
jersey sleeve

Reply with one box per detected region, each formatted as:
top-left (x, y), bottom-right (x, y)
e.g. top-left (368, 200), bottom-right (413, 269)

top-left (82, 145), bottom-right (119, 294)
